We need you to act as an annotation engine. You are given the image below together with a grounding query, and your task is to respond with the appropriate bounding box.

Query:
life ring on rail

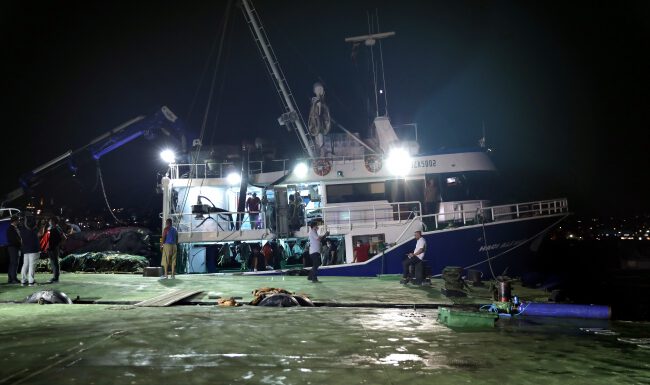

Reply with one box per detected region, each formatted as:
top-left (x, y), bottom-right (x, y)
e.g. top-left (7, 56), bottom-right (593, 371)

top-left (364, 155), bottom-right (382, 173)
top-left (312, 158), bottom-right (332, 176)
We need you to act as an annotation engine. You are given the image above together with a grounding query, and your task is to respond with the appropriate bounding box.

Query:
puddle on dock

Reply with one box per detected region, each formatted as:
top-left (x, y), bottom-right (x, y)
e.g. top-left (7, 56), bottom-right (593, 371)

top-left (1, 304), bottom-right (649, 384)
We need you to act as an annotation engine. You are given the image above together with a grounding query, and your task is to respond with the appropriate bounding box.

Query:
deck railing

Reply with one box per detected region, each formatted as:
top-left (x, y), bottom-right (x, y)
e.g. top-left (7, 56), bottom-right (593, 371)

top-left (171, 198), bottom-right (568, 238)
top-left (305, 201), bottom-right (422, 230)
top-left (421, 198), bottom-right (569, 231)
top-left (172, 211), bottom-right (266, 236)
top-left (168, 155), bottom-right (370, 180)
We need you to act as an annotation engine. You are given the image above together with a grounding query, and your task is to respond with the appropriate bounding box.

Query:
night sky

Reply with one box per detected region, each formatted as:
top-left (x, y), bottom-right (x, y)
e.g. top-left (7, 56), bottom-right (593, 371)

top-left (2, 0), bottom-right (648, 219)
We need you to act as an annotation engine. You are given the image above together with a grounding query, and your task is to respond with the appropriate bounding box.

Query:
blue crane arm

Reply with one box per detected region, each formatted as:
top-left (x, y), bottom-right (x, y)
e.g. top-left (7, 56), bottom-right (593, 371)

top-left (2, 106), bottom-right (187, 207)
top-left (88, 106), bottom-right (185, 159)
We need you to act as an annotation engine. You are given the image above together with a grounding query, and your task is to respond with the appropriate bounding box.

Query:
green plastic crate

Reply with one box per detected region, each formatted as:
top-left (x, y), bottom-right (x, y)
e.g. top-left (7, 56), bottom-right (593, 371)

top-left (437, 307), bottom-right (498, 328)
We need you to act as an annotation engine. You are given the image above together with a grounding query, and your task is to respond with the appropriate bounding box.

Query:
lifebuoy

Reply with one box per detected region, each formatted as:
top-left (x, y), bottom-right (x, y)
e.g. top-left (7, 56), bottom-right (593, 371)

top-left (312, 158), bottom-right (332, 176)
top-left (364, 155), bottom-right (382, 173)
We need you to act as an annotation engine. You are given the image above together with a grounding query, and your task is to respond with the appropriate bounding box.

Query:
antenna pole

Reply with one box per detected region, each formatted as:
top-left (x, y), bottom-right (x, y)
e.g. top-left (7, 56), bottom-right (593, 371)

top-left (344, 30), bottom-right (395, 118)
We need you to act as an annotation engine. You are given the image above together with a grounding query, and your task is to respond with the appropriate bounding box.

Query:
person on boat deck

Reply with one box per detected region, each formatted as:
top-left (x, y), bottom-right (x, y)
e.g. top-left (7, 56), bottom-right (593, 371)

top-left (353, 239), bottom-right (370, 263)
top-left (424, 179), bottom-right (438, 215)
top-left (262, 241), bottom-right (273, 267)
top-left (325, 240), bottom-right (338, 265)
top-left (161, 218), bottom-right (178, 279)
top-left (274, 244), bottom-right (285, 269)
top-left (307, 222), bottom-right (329, 282)
top-left (249, 243), bottom-right (263, 272)
top-left (246, 192), bottom-right (262, 229)
top-left (401, 230), bottom-right (427, 284)
top-left (320, 239), bottom-right (330, 266)
top-left (290, 240), bottom-right (300, 255)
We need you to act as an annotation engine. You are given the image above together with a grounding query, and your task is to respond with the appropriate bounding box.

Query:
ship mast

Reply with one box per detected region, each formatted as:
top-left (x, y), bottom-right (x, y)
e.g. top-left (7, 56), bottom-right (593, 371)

top-left (241, 0), bottom-right (315, 158)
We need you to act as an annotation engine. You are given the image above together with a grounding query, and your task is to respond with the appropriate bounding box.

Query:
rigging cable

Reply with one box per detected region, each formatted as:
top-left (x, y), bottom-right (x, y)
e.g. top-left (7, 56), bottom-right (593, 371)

top-left (376, 9), bottom-right (389, 117)
top-left (96, 161), bottom-right (124, 225)
top-left (177, 0), bottom-right (235, 227)
top-left (479, 209), bottom-right (498, 280)
top-left (367, 11), bottom-right (379, 118)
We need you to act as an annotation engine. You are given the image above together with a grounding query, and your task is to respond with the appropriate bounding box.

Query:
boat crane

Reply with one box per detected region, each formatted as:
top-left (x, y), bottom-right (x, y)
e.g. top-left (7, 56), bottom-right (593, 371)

top-left (240, 0), bottom-right (316, 158)
top-left (1, 106), bottom-right (186, 210)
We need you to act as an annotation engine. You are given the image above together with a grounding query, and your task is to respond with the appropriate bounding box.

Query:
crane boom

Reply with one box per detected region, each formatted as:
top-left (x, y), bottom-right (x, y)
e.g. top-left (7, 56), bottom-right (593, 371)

top-left (240, 0), bottom-right (315, 158)
top-left (1, 106), bottom-right (185, 207)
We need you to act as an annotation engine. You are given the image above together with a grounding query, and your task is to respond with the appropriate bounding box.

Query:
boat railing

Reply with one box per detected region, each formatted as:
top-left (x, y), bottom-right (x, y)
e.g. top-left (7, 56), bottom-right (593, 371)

top-left (487, 198), bottom-right (569, 221)
top-left (421, 198), bottom-right (569, 231)
top-left (0, 208), bottom-right (21, 219)
top-left (168, 154), bottom-right (371, 180)
top-left (305, 201), bottom-right (422, 230)
top-left (171, 210), bottom-right (267, 235)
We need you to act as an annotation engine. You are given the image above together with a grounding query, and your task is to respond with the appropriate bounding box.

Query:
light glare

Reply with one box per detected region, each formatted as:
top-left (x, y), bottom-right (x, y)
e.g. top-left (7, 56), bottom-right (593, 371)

top-left (160, 149), bottom-right (175, 163)
top-left (227, 172), bottom-right (241, 185)
top-left (293, 162), bottom-right (308, 178)
top-left (386, 148), bottom-right (411, 176)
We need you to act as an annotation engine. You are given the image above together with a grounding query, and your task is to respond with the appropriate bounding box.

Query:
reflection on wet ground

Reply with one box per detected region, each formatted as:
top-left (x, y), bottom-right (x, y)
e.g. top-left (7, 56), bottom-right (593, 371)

top-left (1, 305), bottom-right (649, 385)
top-left (1, 274), bottom-right (649, 384)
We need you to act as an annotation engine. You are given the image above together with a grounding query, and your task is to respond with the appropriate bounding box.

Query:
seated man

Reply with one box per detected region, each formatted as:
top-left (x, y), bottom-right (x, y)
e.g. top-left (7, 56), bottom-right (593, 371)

top-left (401, 230), bottom-right (426, 284)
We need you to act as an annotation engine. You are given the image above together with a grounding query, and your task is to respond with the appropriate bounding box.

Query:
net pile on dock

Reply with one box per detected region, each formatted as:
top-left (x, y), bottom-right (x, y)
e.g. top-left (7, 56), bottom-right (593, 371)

top-left (62, 227), bottom-right (156, 258)
top-left (35, 252), bottom-right (148, 273)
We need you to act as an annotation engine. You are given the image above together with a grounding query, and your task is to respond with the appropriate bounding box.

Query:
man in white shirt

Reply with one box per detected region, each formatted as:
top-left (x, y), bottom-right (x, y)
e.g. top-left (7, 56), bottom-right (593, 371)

top-left (307, 222), bottom-right (329, 282)
top-left (401, 230), bottom-right (426, 284)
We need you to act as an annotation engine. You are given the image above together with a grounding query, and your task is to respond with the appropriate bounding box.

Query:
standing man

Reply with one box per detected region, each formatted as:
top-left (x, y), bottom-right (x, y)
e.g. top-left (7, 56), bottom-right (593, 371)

top-left (5, 215), bottom-right (22, 284)
top-left (20, 217), bottom-right (40, 286)
top-left (401, 230), bottom-right (426, 284)
top-left (246, 192), bottom-right (262, 229)
top-left (161, 218), bottom-right (178, 279)
top-left (47, 216), bottom-right (65, 283)
top-left (352, 239), bottom-right (370, 263)
top-left (307, 222), bottom-right (329, 282)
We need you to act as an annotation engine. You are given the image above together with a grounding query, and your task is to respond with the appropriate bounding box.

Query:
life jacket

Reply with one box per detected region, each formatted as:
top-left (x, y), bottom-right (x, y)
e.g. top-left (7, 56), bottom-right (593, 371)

top-left (40, 230), bottom-right (50, 252)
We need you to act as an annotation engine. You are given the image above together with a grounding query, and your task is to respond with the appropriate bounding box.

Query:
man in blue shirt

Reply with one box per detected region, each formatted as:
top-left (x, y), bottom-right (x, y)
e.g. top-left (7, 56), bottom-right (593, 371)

top-left (161, 218), bottom-right (178, 279)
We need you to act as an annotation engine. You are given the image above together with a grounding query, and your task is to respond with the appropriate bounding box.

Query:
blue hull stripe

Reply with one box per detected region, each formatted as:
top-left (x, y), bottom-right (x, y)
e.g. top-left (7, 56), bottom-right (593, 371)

top-left (301, 214), bottom-right (568, 277)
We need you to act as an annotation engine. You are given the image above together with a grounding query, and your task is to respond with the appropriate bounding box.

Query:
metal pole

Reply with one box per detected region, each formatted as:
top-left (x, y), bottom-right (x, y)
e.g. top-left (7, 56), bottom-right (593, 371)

top-left (241, 0), bottom-right (314, 158)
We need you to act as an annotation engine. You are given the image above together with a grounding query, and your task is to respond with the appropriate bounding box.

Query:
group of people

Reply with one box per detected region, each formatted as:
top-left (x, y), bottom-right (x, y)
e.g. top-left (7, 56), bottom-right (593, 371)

top-left (5, 215), bottom-right (67, 286)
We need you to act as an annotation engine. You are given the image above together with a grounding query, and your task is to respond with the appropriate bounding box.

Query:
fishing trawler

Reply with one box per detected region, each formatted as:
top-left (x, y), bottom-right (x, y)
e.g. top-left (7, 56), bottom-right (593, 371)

top-left (158, 0), bottom-right (569, 278)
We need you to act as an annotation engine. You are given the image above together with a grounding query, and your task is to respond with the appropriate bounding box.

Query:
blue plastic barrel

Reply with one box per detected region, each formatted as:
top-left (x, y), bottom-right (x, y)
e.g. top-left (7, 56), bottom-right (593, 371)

top-left (518, 302), bottom-right (610, 319)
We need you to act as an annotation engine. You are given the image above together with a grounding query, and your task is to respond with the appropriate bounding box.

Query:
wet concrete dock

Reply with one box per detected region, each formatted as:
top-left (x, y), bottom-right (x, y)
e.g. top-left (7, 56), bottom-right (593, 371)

top-left (2, 274), bottom-right (647, 385)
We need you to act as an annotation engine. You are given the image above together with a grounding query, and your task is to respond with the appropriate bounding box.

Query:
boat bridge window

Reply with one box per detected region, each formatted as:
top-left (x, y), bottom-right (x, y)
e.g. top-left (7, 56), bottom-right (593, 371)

top-left (439, 171), bottom-right (497, 202)
top-left (385, 179), bottom-right (424, 203)
top-left (326, 182), bottom-right (385, 204)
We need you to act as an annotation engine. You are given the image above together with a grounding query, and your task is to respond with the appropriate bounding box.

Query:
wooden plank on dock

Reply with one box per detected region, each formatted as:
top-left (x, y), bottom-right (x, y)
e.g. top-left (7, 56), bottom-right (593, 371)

top-left (135, 289), bottom-right (204, 307)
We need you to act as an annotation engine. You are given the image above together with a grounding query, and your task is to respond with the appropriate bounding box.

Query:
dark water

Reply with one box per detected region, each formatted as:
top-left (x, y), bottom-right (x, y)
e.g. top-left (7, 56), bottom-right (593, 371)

top-left (527, 238), bottom-right (650, 321)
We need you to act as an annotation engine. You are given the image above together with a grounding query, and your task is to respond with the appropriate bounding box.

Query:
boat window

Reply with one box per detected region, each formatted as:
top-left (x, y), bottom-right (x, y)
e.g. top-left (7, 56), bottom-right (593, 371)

top-left (385, 179), bottom-right (424, 203)
top-left (352, 234), bottom-right (386, 259)
top-left (439, 171), bottom-right (496, 201)
top-left (326, 182), bottom-right (385, 203)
